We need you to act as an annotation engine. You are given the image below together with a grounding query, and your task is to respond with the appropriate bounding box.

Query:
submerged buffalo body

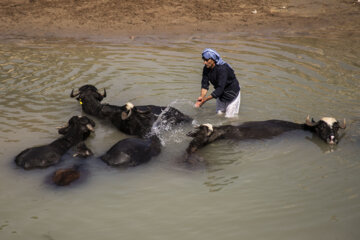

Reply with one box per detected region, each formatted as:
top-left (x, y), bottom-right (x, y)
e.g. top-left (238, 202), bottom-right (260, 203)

top-left (70, 85), bottom-right (192, 137)
top-left (100, 135), bottom-right (161, 167)
top-left (186, 117), bottom-right (346, 155)
top-left (15, 116), bottom-right (95, 170)
top-left (52, 165), bottom-right (81, 186)
top-left (112, 102), bottom-right (192, 137)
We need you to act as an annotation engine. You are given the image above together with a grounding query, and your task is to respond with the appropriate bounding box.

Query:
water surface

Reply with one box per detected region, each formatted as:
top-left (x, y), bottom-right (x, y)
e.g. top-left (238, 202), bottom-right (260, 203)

top-left (0, 34), bottom-right (359, 240)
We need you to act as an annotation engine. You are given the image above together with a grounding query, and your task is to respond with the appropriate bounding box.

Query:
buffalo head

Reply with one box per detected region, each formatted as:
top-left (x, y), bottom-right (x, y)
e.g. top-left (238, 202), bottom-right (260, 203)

top-left (70, 85), bottom-right (106, 116)
top-left (70, 84), bottom-right (106, 101)
top-left (186, 123), bottom-right (223, 154)
top-left (15, 116), bottom-right (96, 170)
top-left (305, 116), bottom-right (346, 145)
top-left (112, 102), bottom-right (155, 137)
top-left (58, 115), bottom-right (95, 140)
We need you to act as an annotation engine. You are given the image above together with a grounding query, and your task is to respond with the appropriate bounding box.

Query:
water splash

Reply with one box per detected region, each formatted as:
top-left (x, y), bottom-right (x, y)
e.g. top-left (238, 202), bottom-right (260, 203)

top-left (148, 99), bottom-right (193, 145)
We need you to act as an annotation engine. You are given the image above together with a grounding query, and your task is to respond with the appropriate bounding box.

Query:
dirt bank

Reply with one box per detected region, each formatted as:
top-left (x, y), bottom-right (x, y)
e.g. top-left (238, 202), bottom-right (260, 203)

top-left (0, 0), bottom-right (359, 40)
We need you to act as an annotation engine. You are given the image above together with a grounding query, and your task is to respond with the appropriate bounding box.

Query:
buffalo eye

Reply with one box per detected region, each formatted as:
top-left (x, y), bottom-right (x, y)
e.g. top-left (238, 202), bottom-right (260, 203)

top-left (319, 123), bottom-right (326, 130)
top-left (79, 117), bottom-right (87, 125)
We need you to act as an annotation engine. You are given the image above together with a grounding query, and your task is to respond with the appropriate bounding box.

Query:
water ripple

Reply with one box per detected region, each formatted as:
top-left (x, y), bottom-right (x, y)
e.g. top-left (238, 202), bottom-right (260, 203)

top-left (0, 36), bottom-right (359, 240)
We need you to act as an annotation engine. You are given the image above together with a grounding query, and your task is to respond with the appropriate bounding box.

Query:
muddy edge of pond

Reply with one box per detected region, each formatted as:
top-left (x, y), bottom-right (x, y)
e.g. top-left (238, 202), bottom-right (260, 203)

top-left (0, 0), bottom-right (359, 40)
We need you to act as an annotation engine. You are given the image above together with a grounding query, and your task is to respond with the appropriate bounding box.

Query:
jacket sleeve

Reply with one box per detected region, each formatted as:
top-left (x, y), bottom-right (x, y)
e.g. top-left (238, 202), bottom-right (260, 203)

top-left (210, 67), bottom-right (227, 99)
top-left (201, 67), bottom-right (210, 90)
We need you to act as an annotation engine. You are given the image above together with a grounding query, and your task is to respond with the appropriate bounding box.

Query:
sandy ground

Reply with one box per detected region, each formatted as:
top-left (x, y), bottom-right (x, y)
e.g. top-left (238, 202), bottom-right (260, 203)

top-left (0, 0), bottom-right (359, 40)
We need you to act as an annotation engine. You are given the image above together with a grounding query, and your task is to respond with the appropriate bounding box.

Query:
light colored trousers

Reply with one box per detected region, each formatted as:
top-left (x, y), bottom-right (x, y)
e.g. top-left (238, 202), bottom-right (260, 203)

top-left (216, 91), bottom-right (241, 118)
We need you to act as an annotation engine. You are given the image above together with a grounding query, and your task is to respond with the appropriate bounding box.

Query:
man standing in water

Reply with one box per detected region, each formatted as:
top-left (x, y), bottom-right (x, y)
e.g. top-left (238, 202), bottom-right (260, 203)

top-left (194, 48), bottom-right (241, 118)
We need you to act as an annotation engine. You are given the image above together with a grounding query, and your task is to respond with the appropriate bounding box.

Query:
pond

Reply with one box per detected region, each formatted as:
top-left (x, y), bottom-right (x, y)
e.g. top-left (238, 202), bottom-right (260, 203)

top-left (0, 34), bottom-right (359, 240)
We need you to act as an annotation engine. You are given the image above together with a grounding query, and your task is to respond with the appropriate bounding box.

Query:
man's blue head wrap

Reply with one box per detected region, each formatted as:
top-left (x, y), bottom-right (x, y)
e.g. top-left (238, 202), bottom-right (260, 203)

top-left (202, 48), bottom-right (226, 65)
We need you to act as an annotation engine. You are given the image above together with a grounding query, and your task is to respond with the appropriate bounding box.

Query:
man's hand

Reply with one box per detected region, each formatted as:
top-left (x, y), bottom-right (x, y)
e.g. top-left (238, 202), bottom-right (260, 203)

top-left (194, 98), bottom-right (203, 108)
top-left (195, 89), bottom-right (212, 108)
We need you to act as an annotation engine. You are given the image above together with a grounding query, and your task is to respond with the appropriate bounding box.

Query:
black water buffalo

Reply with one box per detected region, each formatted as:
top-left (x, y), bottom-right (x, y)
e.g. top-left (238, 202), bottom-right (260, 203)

top-left (185, 116), bottom-right (346, 155)
top-left (100, 135), bottom-right (161, 167)
top-left (14, 116), bottom-right (96, 170)
top-left (109, 102), bottom-right (163, 137)
top-left (70, 85), bottom-right (192, 137)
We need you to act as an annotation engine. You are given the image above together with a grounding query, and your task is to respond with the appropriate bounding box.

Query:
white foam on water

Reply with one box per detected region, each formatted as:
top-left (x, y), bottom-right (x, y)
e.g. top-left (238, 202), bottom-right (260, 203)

top-left (149, 99), bottom-right (193, 145)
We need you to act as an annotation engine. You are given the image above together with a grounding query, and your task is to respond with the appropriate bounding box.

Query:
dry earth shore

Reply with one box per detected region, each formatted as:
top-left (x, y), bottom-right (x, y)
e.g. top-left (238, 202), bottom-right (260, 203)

top-left (0, 0), bottom-right (359, 40)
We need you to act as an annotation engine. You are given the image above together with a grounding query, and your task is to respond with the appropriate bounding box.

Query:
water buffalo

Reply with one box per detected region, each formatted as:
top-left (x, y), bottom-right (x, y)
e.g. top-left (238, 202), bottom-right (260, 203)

top-left (100, 135), bottom-right (161, 167)
top-left (185, 116), bottom-right (346, 155)
top-left (14, 116), bottom-right (95, 170)
top-left (70, 85), bottom-right (192, 137)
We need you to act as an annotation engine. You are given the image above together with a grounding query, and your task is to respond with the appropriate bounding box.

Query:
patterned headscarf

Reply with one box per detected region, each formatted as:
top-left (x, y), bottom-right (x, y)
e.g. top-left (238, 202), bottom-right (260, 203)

top-left (202, 48), bottom-right (226, 65)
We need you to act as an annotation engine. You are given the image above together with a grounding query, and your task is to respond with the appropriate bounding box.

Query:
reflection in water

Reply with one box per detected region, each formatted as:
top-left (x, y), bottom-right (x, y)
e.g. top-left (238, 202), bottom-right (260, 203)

top-left (0, 36), bottom-right (359, 240)
top-left (305, 134), bottom-right (337, 153)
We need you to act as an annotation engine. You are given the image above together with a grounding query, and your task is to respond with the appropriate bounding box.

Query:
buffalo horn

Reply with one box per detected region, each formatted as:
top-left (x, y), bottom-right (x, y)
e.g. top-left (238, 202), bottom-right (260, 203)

top-left (56, 123), bottom-right (69, 129)
top-left (98, 88), bottom-right (106, 98)
top-left (70, 89), bottom-right (80, 98)
top-left (86, 124), bottom-right (95, 132)
top-left (202, 123), bottom-right (213, 136)
top-left (339, 119), bottom-right (346, 129)
top-left (137, 107), bottom-right (151, 114)
top-left (121, 109), bottom-right (132, 120)
top-left (305, 115), bottom-right (317, 127)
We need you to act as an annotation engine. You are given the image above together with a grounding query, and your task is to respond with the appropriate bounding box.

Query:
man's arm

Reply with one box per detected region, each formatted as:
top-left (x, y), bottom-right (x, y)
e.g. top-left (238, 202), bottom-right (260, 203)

top-left (198, 88), bottom-right (207, 101)
top-left (195, 88), bottom-right (213, 107)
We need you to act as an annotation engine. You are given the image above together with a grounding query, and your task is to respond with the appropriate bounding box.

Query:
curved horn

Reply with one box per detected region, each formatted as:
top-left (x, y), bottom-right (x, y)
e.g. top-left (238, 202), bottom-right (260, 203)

top-left (121, 102), bottom-right (134, 120)
top-left (86, 124), bottom-right (95, 132)
top-left (202, 123), bottom-right (213, 136)
top-left (56, 123), bottom-right (68, 129)
top-left (136, 106), bottom-right (151, 114)
top-left (70, 89), bottom-right (80, 98)
top-left (121, 108), bottom-right (132, 120)
top-left (56, 122), bottom-right (69, 129)
top-left (339, 118), bottom-right (346, 129)
top-left (97, 88), bottom-right (106, 98)
top-left (305, 115), bottom-right (317, 127)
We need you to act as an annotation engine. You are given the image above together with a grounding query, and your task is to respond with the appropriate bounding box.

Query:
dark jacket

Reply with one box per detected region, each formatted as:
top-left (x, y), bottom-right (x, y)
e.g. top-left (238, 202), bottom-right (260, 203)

top-left (201, 63), bottom-right (240, 102)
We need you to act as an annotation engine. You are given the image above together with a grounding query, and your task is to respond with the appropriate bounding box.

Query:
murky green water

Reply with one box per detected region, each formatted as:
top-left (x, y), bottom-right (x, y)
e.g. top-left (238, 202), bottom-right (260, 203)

top-left (0, 34), bottom-right (359, 240)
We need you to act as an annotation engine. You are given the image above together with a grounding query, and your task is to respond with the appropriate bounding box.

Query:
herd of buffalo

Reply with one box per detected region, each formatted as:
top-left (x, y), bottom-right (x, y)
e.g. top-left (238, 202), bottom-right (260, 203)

top-left (14, 84), bottom-right (346, 186)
